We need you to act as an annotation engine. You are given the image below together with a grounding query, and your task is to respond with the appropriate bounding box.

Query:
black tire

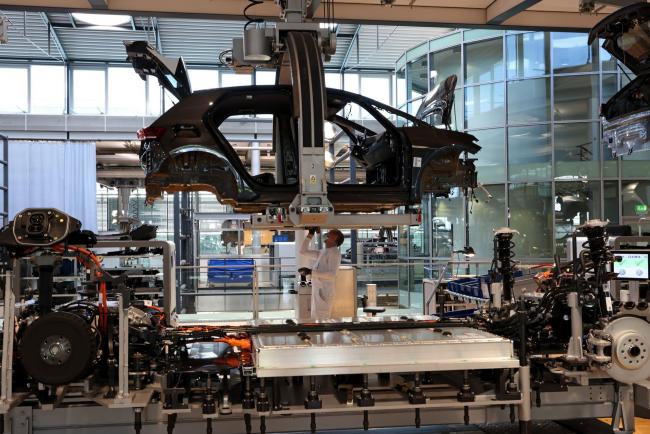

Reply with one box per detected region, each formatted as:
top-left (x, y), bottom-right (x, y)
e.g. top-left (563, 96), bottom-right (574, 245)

top-left (19, 311), bottom-right (97, 385)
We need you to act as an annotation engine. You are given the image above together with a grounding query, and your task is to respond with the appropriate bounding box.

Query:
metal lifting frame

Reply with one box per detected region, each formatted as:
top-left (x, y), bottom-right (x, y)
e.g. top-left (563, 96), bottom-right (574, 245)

top-left (242, 0), bottom-right (418, 230)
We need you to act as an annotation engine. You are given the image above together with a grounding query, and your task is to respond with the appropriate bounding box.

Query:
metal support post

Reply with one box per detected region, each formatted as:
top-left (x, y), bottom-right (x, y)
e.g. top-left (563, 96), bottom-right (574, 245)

top-left (116, 292), bottom-right (131, 403)
top-left (0, 269), bottom-right (15, 411)
top-left (566, 292), bottom-right (585, 361)
top-left (612, 384), bottom-right (635, 434)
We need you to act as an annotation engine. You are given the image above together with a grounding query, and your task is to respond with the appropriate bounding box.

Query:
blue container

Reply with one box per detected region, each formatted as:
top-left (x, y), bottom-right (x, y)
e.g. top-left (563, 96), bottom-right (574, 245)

top-left (207, 258), bottom-right (254, 284)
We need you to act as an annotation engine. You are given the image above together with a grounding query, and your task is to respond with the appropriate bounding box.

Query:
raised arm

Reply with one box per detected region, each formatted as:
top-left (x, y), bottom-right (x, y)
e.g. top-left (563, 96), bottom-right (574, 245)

top-left (299, 233), bottom-right (320, 261)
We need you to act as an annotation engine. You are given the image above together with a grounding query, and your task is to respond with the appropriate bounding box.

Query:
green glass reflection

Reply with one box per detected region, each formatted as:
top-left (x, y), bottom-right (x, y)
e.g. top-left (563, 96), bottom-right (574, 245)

top-left (552, 33), bottom-right (598, 74)
top-left (430, 189), bottom-right (463, 257)
top-left (508, 125), bottom-right (552, 181)
top-left (554, 122), bottom-right (600, 179)
top-left (508, 182), bottom-right (553, 258)
top-left (553, 75), bottom-right (599, 121)
top-left (604, 180), bottom-right (620, 224)
top-left (507, 78), bottom-right (551, 123)
top-left (429, 46), bottom-right (461, 88)
top-left (554, 181), bottom-right (601, 256)
top-left (465, 83), bottom-right (505, 129)
top-left (465, 38), bottom-right (504, 85)
top-left (622, 181), bottom-right (650, 218)
top-left (468, 128), bottom-right (505, 183)
top-left (506, 32), bottom-right (550, 79)
top-left (468, 184), bottom-right (506, 259)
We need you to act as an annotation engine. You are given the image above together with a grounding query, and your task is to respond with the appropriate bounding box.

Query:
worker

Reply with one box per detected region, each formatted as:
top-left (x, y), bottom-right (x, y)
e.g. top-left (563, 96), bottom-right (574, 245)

top-left (299, 227), bottom-right (344, 320)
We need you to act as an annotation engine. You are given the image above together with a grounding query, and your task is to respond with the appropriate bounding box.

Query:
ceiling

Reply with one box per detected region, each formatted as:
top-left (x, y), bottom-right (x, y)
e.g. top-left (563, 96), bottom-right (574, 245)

top-left (0, 0), bottom-right (628, 29)
top-left (0, 9), bottom-right (451, 69)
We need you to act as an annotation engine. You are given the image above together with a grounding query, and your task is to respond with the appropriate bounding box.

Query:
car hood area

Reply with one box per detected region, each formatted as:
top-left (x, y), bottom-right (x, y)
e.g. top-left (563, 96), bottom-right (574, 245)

top-left (591, 3), bottom-right (650, 156)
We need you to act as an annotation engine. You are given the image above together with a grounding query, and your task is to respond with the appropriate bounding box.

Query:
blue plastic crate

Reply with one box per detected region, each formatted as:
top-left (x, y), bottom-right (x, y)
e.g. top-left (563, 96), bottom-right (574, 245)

top-left (207, 258), bottom-right (254, 284)
top-left (446, 277), bottom-right (484, 299)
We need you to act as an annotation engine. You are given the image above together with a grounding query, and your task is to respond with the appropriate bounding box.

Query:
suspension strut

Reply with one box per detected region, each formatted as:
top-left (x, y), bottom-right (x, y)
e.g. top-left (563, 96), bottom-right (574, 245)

top-left (578, 220), bottom-right (613, 316)
top-left (492, 228), bottom-right (519, 303)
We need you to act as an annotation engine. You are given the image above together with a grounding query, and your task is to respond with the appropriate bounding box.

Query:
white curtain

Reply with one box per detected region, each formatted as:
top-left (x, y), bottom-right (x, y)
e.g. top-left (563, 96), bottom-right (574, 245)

top-left (9, 141), bottom-right (97, 232)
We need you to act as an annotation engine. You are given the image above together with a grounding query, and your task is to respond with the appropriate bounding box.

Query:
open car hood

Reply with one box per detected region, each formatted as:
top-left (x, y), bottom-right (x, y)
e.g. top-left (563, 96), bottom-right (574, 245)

top-left (415, 74), bottom-right (457, 123)
top-left (124, 40), bottom-right (192, 100)
top-left (589, 2), bottom-right (650, 75)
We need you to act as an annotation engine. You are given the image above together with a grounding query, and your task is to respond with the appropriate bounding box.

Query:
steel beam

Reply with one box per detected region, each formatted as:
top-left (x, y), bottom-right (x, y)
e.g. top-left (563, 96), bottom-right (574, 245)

top-left (486, 0), bottom-right (542, 25)
top-left (0, 0), bottom-right (614, 30)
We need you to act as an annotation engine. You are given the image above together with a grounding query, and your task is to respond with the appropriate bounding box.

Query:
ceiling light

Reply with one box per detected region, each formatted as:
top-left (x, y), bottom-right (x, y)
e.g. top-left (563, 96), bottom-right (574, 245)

top-left (72, 13), bottom-right (131, 27)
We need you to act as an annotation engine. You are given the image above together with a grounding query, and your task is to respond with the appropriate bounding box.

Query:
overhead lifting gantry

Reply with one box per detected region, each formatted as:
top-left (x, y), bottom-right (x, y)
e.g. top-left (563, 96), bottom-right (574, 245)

top-left (229, 0), bottom-right (420, 230)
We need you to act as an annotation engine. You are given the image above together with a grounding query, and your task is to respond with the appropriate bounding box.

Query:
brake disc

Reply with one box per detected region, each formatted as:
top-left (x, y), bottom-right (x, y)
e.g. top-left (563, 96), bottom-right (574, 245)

top-left (602, 316), bottom-right (650, 384)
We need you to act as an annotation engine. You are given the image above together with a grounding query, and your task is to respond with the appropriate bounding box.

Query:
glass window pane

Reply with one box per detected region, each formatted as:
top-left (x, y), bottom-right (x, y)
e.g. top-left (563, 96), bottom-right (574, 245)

top-left (221, 72), bottom-right (252, 87)
top-left (30, 65), bottom-right (65, 114)
top-left (464, 29), bottom-right (503, 43)
top-left (188, 69), bottom-right (219, 91)
top-left (361, 75), bottom-right (390, 106)
top-left (603, 148), bottom-right (618, 178)
top-left (553, 75), bottom-right (599, 121)
top-left (555, 181), bottom-right (601, 256)
top-left (465, 38), bottom-right (503, 85)
top-left (147, 77), bottom-right (161, 116)
top-left (604, 180), bottom-right (619, 224)
top-left (343, 73), bottom-right (360, 118)
top-left (0, 67), bottom-right (28, 113)
top-left (465, 82), bottom-right (504, 129)
top-left (325, 72), bottom-right (341, 89)
top-left (255, 70), bottom-right (276, 85)
top-left (602, 73), bottom-right (618, 103)
top-left (452, 88), bottom-right (463, 131)
top-left (552, 32), bottom-right (598, 74)
top-left (468, 184), bottom-right (506, 259)
top-left (430, 189), bottom-right (464, 257)
top-left (507, 77), bottom-right (550, 123)
top-left (406, 56), bottom-right (427, 115)
top-left (621, 150), bottom-right (650, 178)
top-left (508, 125), bottom-right (551, 181)
top-left (469, 128), bottom-right (505, 183)
top-left (396, 68), bottom-right (406, 109)
top-left (600, 38), bottom-right (617, 72)
top-left (622, 181), bottom-right (650, 218)
top-left (506, 32), bottom-right (550, 79)
top-left (72, 69), bottom-right (105, 115)
top-left (622, 69), bottom-right (636, 87)
top-left (108, 67), bottom-right (145, 115)
top-left (508, 182), bottom-right (553, 258)
top-left (429, 46), bottom-right (461, 88)
top-left (554, 122), bottom-right (600, 179)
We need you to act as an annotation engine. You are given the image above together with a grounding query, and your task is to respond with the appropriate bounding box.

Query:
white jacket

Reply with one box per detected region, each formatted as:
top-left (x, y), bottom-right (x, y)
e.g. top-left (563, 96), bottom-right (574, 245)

top-left (300, 236), bottom-right (341, 320)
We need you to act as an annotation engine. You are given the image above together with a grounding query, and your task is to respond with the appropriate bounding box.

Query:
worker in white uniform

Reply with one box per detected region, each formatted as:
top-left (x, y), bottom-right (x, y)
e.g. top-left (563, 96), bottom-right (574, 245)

top-left (298, 227), bottom-right (344, 320)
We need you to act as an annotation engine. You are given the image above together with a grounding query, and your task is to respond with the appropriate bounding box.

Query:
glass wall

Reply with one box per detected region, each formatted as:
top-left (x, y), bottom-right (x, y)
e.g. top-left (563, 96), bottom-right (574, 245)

top-left (397, 29), bottom-right (638, 259)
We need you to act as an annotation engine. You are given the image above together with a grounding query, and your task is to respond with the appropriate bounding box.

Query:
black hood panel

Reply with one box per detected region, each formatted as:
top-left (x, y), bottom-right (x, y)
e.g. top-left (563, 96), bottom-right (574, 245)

top-left (589, 3), bottom-right (650, 74)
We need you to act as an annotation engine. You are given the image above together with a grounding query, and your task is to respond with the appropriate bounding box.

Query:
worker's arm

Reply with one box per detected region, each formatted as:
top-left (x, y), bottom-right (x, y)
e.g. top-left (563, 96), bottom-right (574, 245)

top-left (311, 251), bottom-right (341, 282)
top-left (299, 234), bottom-right (320, 261)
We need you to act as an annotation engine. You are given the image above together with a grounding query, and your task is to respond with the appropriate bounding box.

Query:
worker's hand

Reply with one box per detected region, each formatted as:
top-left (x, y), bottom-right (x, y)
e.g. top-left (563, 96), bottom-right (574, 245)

top-left (298, 267), bottom-right (312, 277)
top-left (306, 227), bottom-right (320, 237)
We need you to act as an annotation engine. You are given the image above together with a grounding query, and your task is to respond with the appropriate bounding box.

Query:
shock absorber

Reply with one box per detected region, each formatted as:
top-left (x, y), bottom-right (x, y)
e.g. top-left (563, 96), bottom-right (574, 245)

top-left (492, 228), bottom-right (519, 303)
top-left (579, 220), bottom-right (613, 315)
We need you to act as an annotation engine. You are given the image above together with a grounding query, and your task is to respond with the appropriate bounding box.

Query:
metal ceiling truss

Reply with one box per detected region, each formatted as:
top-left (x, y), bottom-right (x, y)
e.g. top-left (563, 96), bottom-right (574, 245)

top-left (0, 0), bottom-right (616, 31)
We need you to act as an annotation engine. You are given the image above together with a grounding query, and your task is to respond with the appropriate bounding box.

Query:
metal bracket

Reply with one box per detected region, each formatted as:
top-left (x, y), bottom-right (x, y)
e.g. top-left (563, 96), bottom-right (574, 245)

top-left (245, 212), bottom-right (420, 230)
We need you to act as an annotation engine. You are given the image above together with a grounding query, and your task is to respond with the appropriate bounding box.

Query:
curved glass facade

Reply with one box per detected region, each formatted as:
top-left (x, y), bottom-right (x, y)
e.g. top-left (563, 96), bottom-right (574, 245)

top-left (397, 29), bottom-right (647, 261)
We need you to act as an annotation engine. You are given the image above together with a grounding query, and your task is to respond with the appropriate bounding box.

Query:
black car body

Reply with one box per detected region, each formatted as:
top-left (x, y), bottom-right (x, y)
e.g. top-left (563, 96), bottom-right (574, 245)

top-left (590, 3), bottom-right (650, 156)
top-left (127, 41), bottom-right (480, 213)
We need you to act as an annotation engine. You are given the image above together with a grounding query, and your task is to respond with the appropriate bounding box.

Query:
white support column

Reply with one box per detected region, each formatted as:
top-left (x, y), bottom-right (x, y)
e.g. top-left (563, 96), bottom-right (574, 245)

top-left (251, 141), bottom-right (262, 254)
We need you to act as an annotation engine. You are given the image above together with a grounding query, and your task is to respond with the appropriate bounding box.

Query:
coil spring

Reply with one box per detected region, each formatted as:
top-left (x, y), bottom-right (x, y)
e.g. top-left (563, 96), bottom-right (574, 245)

top-left (494, 232), bottom-right (516, 300)
top-left (581, 224), bottom-right (612, 271)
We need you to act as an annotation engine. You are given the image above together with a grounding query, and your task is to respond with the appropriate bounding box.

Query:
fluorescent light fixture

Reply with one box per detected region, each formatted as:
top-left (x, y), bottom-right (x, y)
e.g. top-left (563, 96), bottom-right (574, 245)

top-left (72, 13), bottom-right (131, 27)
